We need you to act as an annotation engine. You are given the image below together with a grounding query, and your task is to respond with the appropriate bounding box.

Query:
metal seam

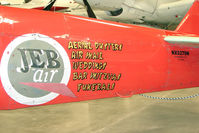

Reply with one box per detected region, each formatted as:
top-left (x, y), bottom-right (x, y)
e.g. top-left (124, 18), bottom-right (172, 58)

top-left (139, 93), bottom-right (199, 100)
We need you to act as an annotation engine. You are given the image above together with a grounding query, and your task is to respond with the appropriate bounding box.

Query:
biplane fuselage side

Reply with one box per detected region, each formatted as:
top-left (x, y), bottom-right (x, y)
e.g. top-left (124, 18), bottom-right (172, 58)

top-left (0, 1), bottom-right (199, 109)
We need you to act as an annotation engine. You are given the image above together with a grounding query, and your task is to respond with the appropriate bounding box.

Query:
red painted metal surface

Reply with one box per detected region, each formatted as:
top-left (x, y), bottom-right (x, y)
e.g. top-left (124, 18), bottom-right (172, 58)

top-left (0, 1), bottom-right (199, 109)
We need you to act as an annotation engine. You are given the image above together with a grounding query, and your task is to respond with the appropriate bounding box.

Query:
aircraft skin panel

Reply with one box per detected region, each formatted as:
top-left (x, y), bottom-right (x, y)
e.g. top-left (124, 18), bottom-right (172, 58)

top-left (0, 1), bottom-right (199, 110)
top-left (165, 36), bottom-right (199, 44)
top-left (176, 0), bottom-right (199, 34)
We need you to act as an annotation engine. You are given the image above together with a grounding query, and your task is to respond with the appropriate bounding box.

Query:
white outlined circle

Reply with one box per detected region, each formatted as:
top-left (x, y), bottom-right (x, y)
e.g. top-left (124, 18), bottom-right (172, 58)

top-left (0, 33), bottom-right (71, 105)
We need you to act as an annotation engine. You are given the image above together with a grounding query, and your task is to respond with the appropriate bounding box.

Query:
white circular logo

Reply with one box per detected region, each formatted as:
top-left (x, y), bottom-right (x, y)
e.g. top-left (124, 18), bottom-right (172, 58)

top-left (0, 33), bottom-right (71, 105)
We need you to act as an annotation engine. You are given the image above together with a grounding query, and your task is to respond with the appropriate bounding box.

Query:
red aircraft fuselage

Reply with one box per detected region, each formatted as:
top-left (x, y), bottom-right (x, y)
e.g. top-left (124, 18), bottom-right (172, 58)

top-left (0, 0), bottom-right (199, 109)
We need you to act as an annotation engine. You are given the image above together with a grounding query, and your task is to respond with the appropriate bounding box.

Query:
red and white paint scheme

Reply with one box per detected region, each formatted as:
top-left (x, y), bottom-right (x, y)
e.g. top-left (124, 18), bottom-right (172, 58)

top-left (0, 0), bottom-right (199, 110)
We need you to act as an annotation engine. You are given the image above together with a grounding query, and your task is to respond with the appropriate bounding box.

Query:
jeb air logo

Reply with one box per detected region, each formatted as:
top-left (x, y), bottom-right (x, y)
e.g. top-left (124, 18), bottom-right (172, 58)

top-left (0, 33), bottom-right (74, 106)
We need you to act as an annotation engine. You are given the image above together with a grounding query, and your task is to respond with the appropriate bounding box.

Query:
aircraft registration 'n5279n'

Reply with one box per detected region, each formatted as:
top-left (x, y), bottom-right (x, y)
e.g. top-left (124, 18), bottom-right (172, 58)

top-left (0, 0), bottom-right (199, 110)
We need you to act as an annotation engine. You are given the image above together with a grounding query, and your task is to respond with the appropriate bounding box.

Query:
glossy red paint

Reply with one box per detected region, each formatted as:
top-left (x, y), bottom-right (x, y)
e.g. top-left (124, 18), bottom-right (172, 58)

top-left (0, 1), bottom-right (199, 110)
